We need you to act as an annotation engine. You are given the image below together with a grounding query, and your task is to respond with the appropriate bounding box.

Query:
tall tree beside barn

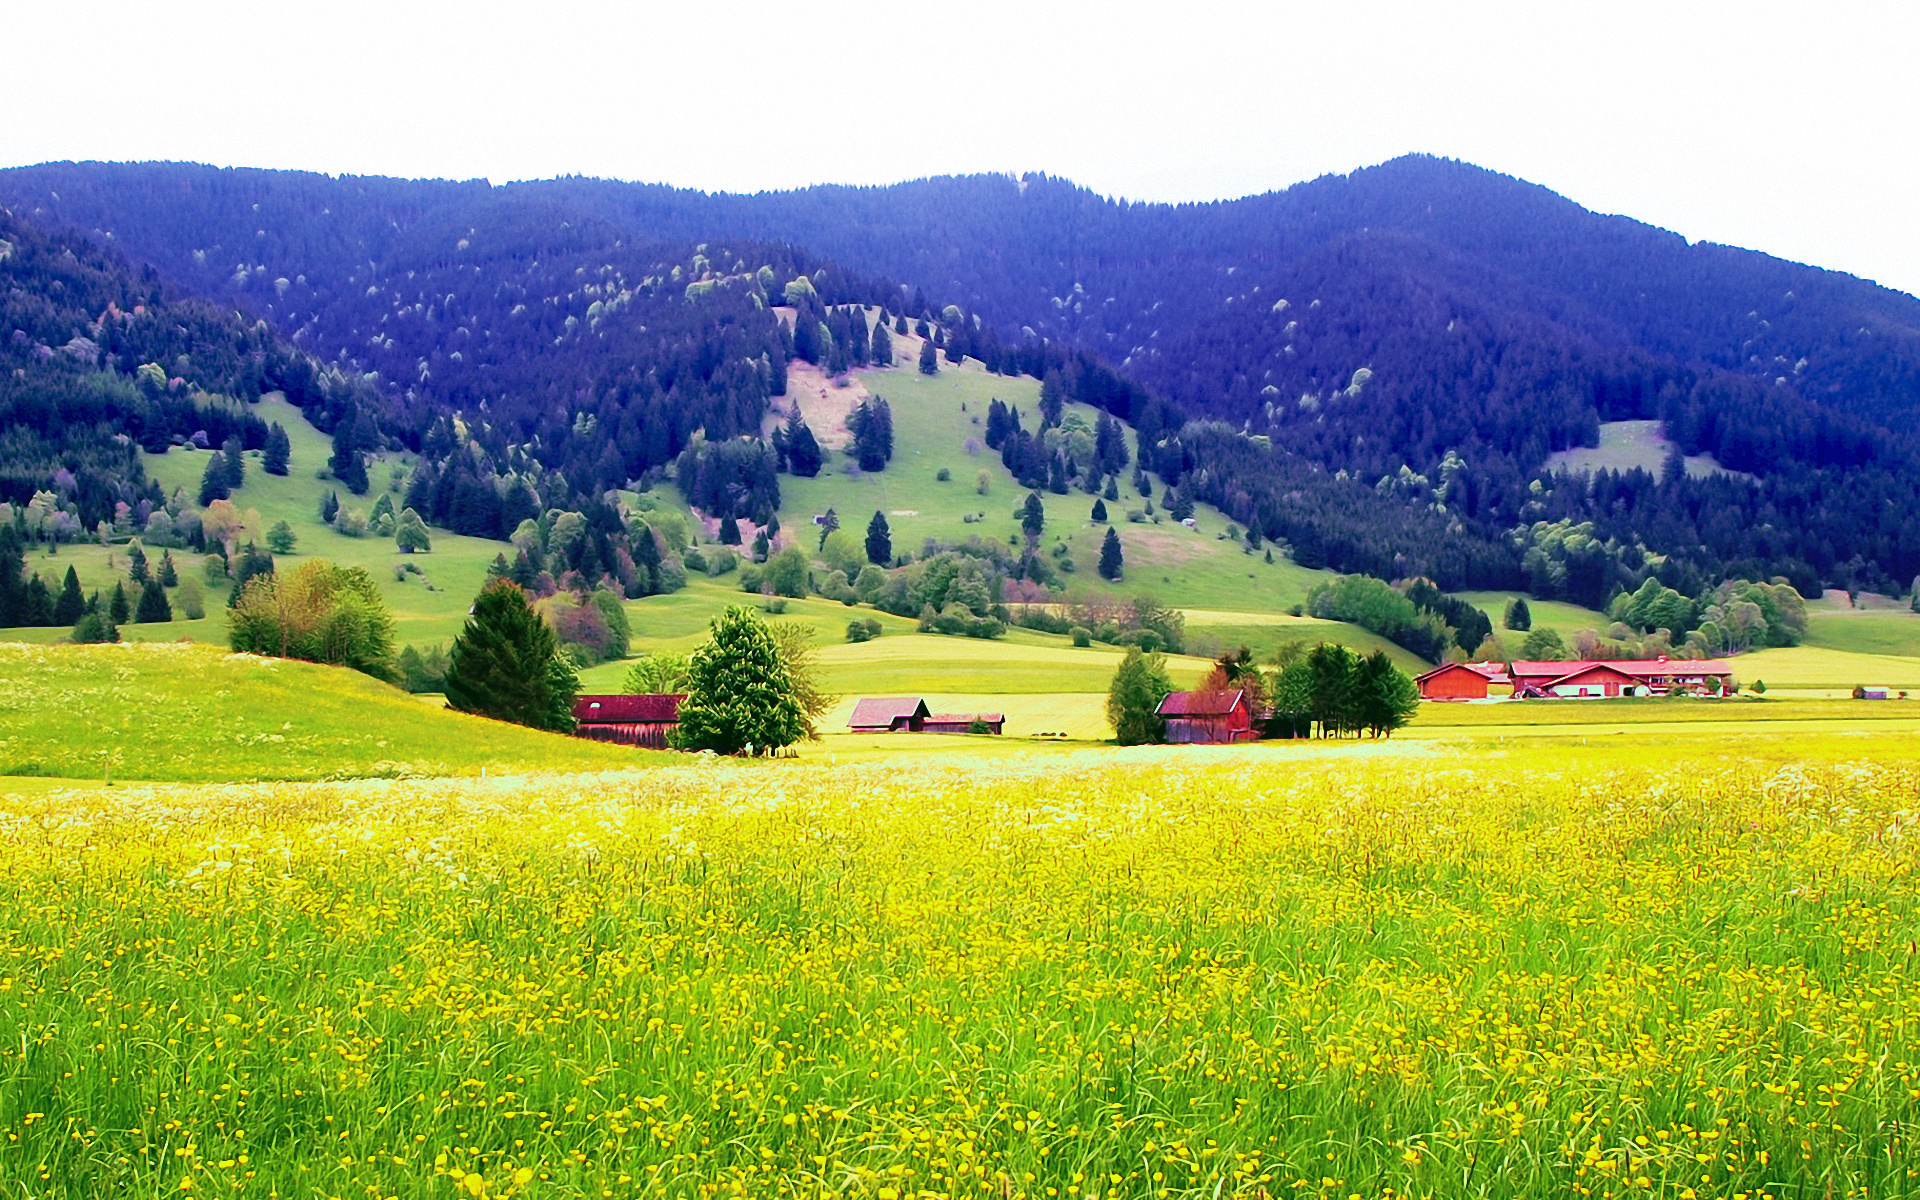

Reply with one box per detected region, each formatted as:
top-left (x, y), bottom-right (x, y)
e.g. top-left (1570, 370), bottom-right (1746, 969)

top-left (1107, 646), bottom-right (1173, 746)
top-left (673, 605), bottom-right (806, 755)
top-left (444, 578), bottom-right (578, 733)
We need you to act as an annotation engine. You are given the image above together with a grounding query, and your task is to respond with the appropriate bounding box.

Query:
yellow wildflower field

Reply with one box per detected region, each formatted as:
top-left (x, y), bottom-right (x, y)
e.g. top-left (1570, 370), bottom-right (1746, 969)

top-left (1, 738), bottom-right (1916, 1198)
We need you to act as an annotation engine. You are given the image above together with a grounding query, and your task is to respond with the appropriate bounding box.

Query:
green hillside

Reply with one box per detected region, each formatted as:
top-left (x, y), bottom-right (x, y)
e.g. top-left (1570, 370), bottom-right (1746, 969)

top-left (0, 642), bottom-right (643, 782)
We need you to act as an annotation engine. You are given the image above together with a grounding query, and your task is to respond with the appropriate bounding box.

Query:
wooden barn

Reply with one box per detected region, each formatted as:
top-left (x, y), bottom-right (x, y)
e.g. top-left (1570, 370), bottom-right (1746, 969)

top-left (922, 712), bottom-right (1005, 735)
top-left (847, 697), bottom-right (930, 733)
top-left (1156, 689), bottom-right (1256, 744)
top-left (1414, 661), bottom-right (1510, 701)
top-left (572, 694), bottom-right (683, 748)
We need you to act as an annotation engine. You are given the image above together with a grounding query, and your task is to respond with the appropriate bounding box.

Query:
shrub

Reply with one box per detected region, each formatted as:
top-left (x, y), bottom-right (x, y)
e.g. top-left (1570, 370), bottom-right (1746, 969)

top-left (936, 468), bottom-right (951, 482)
top-left (1071, 626), bottom-right (1092, 648)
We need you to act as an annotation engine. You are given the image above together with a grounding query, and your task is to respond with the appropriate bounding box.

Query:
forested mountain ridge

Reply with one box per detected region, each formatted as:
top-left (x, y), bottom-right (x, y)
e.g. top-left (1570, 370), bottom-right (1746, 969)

top-left (3, 157), bottom-right (1919, 599)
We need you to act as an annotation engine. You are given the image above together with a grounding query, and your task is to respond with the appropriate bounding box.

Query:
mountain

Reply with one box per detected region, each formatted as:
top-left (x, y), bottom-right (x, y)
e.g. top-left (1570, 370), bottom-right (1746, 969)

top-left (3, 157), bottom-right (1918, 599)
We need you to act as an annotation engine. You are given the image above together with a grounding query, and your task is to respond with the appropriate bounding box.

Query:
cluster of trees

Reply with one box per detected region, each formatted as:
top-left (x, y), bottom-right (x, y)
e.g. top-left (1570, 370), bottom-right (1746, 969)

top-left (847, 398), bottom-right (894, 472)
top-left (1107, 641), bottom-right (1419, 744)
top-left (0, 527), bottom-right (206, 638)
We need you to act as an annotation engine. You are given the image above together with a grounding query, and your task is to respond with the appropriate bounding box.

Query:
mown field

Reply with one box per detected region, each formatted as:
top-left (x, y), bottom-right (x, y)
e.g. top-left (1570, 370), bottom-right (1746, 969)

top-left (1, 733), bottom-right (1916, 1197)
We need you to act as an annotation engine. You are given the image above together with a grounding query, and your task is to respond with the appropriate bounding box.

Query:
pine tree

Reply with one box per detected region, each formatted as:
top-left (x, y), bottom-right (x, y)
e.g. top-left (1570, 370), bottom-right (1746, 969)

top-left (1504, 597), bottom-right (1533, 631)
top-left (751, 529), bottom-right (771, 563)
top-left (784, 412), bottom-right (823, 477)
top-left (671, 606), bottom-right (806, 755)
top-left (1040, 369), bottom-right (1066, 427)
top-left (865, 510), bottom-right (892, 566)
top-left (1099, 527), bottom-right (1124, 581)
top-left (1102, 476), bottom-right (1119, 502)
top-left (917, 338), bottom-right (938, 375)
top-left (893, 313), bottom-right (908, 335)
top-left (817, 507), bottom-right (839, 551)
top-left (135, 578), bottom-right (173, 623)
top-left (444, 578), bottom-right (578, 733)
top-left (221, 435), bottom-right (247, 490)
top-left (320, 490), bottom-right (340, 524)
top-left (869, 318), bottom-right (893, 366)
top-left (127, 542), bottom-right (150, 585)
top-left (157, 550), bottom-right (178, 587)
top-left (53, 565), bottom-right (84, 625)
top-left (198, 454), bottom-right (230, 506)
top-left (109, 582), bottom-right (131, 624)
top-left (1091, 498), bottom-right (1109, 523)
top-left (267, 521), bottom-right (298, 555)
top-left (718, 514), bottom-right (741, 545)
top-left (330, 415), bottom-right (369, 495)
top-left (1020, 492), bottom-right (1045, 542)
top-left (263, 423), bottom-right (291, 475)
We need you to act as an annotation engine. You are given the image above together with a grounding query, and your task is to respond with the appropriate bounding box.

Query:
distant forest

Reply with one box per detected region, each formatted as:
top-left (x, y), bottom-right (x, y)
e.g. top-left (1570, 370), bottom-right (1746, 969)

top-left (3, 156), bottom-right (1918, 599)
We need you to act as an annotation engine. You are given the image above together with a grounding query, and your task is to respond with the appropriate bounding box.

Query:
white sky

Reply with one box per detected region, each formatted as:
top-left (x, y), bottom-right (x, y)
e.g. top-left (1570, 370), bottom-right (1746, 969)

top-left (6, 0), bottom-right (1917, 296)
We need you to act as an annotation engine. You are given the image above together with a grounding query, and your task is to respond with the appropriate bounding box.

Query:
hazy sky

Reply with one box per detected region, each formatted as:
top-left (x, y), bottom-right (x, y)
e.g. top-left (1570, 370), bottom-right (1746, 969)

top-left (9, 0), bottom-right (1917, 295)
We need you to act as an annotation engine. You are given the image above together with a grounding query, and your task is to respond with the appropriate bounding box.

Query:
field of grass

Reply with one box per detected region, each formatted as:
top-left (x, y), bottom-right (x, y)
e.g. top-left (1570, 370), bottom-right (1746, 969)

top-left (1455, 592), bottom-right (1612, 650)
top-left (1542, 418), bottom-right (1741, 480)
top-left (1804, 608), bottom-right (1920, 657)
top-left (0, 641), bottom-right (643, 782)
top-left (3, 733), bottom-right (1916, 1196)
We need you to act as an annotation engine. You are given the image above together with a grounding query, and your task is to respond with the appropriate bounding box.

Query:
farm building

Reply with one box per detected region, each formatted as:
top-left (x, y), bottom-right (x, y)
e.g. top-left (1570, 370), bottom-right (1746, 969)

top-left (1156, 689), bottom-right (1256, 743)
top-left (848, 697), bottom-right (930, 732)
top-left (1416, 658), bottom-right (1737, 701)
top-left (572, 694), bottom-right (683, 748)
top-left (848, 698), bottom-right (1005, 734)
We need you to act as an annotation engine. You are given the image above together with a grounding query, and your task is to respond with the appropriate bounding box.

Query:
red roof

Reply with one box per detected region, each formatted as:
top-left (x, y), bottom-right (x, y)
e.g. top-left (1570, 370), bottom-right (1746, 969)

top-left (1156, 690), bottom-right (1246, 717)
top-left (1504, 658), bottom-right (1735, 680)
top-left (848, 697), bottom-right (930, 728)
top-left (926, 713), bottom-right (1004, 725)
top-left (1540, 663), bottom-right (1643, 688)
top-left (573, 694), bottom-right (683, 724)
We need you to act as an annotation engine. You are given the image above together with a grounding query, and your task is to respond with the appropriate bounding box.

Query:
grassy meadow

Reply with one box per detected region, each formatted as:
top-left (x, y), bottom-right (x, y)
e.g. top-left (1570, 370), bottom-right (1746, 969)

top-left (0, 642), bottom-right (641, 782)
top-left (3, 733), bottom-right (1917, 1197)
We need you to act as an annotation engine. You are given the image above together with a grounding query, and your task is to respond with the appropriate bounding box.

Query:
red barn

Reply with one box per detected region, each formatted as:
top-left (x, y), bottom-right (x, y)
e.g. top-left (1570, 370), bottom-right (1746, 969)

top-left (572, 694), bottom-right (683, 748)
top-left (1156, 690), bottom-right (1255, 744)
top-left (1415, 661), bottom-right (1511, 700)
top-left (922, 712), bottom-right (1006, 735)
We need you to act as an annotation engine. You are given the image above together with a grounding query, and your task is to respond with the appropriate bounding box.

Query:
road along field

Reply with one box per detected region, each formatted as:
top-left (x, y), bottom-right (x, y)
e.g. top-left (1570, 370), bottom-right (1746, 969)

top-left (2, 733), bottom-right (1916, 1197)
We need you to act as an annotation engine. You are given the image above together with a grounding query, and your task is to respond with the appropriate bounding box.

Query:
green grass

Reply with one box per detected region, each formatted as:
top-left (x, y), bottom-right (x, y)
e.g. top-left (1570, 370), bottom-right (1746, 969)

top-left (0, 641), bottom-right (648, 782)
top-left (1542, 418), bottom-right (1742, 480)
top-left (1803, 609), bottom-right (1920, 657)
top-left (1456, 591), bottom-right (1612, 649)
top-left (2, 735), bottom-right (1916, 1196)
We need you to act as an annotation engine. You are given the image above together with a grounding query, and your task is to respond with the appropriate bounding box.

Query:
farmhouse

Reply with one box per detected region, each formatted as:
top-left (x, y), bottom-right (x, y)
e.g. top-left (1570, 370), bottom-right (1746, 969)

top-left (1416, 657), bottom-right (1738, 701)
top-left (1156, 689), bottom-right (1255, 743)
top-left (572, 694), bottom-right (683, 747)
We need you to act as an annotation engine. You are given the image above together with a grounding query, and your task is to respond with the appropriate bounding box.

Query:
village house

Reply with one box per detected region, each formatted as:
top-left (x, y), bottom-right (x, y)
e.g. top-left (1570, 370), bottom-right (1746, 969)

top-left (1155, 689), bottom-right (1256, 743)
top-left (572, 694), bottom-right (683, 747)
top-left (1415, 657), bottom-right (1737, 701)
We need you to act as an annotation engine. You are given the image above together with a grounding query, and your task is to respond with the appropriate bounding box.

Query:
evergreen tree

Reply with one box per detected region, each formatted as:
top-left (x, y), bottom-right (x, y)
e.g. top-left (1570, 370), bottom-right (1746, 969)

top-left (1504, 597), bottom-right (1533, 631)
top-left (267, 521), bottom-right (298, 554)
top-left (1047, 453), bottom-right (1069, 495)
top-left (320, 490), bottom-right (340, 524)
top-left (865, 510), bottom-right (891, 566)
top-left (135, 578), bottom-right (173, 623)
top-left (1099, 527), bottom-right (1124, 581)
top-left (1107, 646), bottom-right (1173, 745)
top-left (444, 578), bottom-right (579, 732)
top-left (263, 423), bottom-right (291, 475)
top-left (784, 412), bottom-right (823, 477)
top-left (1102, 476), bottom-right (1119, 502)
top-left (198, 453), bottom-right (230, 506)
top-left (751, 529), bottom-right (771, 563)
top-left (22, 575), bottom-right (53, 626)
top-left (1092, 498), bottom-right (1108, 523)
top-left (718, 514), bottom-right (741, 545)
top-left (108, 582), bottom-right (131, 625)
top-left (1020, 492), bottom-right (1045, 542)
top-left (227, 542), bottom-right (275, 608)
top-left (817, 507), bottom-right (839, 550)
top-left (157, 550), bottom-right (178, 587)
top-left (126, 542), bottom-right (149, 585)
top-left (1040, 369), bottom-right (1066, 427)
top-left (894, 313), bottom-right (908, 335)
top-left (221, 435), bottom-right (247, 490)
top-left (917, 338), bottom-right (939, 375)
top-left (671, 606), bottom-right (806, 755)
top-left (53, 565), bottom-right (84, 626)
top-left (869, 318), bottom-right (893, 366)
top-left (329, 414), bottom-right (369, 495)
